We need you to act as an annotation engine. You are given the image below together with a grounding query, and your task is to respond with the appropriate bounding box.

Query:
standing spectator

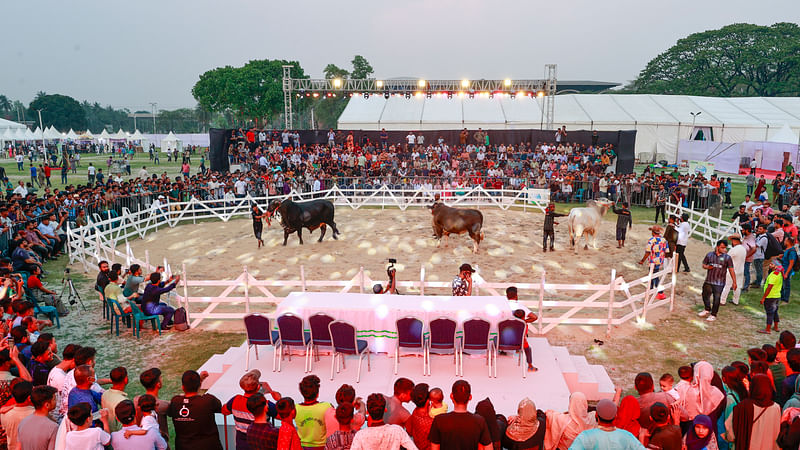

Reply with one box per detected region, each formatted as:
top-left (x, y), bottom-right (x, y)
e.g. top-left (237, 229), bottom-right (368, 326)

top-left (244, 393), bottom-right (278, 450)
top-left (475, 398), bottom-right (502, 450)
top-left (276, 397), bottom-right (302, 450)
top-left (721, 234), bottom-right (746, 306)
top-left (451, 263), bottom-right (474, 296)
top-left (100, 367), bottom-right (129, 432)
top-left (63, 402), bottom-right (111, 450)
top-left (222, 370), bottom-right (280, 450)
top-left (645, 402), bottom-right (681, 450)
top-left (26, 339), bottom-right (53, 386)
top-left (633, 373), bottom-right (677, 430)
top-left (383, 378), bottom-right (414, 426)
top-left (295, 375), bottom-right (332, 449)
top-left (654, 185), bottom-right (667, 223)
top-left (638, 226), bottom-right (668, 300)
top-left (664, 215), bottom-right (678, 260)
top-left (323, 384), bottom-right (365, 438)
top-left (698, 240), bottom-right (735, 322)
top-left (168, 370), bottom-right (222, 450)
top-left (405, 383), bottom-right (433, 450)
top-left (759, 261), bottom-right (784, 334)
top-left (725, 374), bottom-right (780, 449)
top-left (742, 224), bottom-right (756, 291)
top-left (542, 203), bottom-right (567, 252)
top-left (17, 385), bottom-right (59, 450)
top-left (325, 402), bottom-right (358, 450)
top-left (133, 367), bottom-right (170, 443)
top-left (111, 399), bottom-right (168, 450)
top-left (676, 213), bottom-right (692, 272)
top-left (612, 202), bottom-right (632, 248)
top-left (681, 415), bottom-right (718, 450)
top-left (780, 236), bottom-right (796, 303)
top-left (503, 398), bottom-right (546, 450)
top-left (428, 380), bottom-right (492, 450)
top-left (87, 163), bottom-right (96, 185)
top-left (351, 393), bottom-right (418, 450)
top-left (569, 399), bottom-right (641, 449)
top-left (1, 381), bottom-right (34, 450)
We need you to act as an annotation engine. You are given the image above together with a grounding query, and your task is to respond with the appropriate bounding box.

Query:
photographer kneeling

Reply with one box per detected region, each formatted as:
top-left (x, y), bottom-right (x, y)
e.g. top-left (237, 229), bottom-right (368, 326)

top-left (27, 266), bottom-right (69, 316)
top-left (372, 259), bottom-right (399, 295)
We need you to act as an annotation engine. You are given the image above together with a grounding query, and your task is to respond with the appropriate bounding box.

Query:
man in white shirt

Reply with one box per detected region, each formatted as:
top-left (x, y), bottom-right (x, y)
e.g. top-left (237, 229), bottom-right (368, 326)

top-left (406, 133), bottom-right (416, 147)
top-left (721, 234), bottom-right (746, 305)
top-left (12, 181), bottom-right (28, 197)
top-left (234, 177), bottom-right (247, 198)
top-left (350, 394), bottom-right (418, 450)
top-left (137, 166), bottom-right (149, 178)
top-left (675, 213), bottom-right (692, 273)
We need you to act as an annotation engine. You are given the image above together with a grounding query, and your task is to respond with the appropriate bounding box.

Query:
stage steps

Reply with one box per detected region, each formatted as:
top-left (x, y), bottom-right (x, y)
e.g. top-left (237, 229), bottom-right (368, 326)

top-left (550, 345), bottom-right (615, 401)
top-left (199, 341), bottom-right (247, 390)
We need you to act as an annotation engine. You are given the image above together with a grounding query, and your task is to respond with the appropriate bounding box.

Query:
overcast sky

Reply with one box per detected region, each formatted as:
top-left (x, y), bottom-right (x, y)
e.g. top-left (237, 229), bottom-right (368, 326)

top-left (3, 0), bottom-right (798, 112)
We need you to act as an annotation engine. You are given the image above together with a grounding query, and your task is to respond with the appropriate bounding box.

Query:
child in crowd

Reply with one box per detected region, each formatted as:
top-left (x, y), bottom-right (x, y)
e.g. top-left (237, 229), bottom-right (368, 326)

top-left (123, 394), bottom-right (160, 439)
top-left (428, 388), bottom-right (448, 418)
top-left (659, 373), bottom-right (680, 402)
top-left (763, 344), bottom-right (787, 389)
top-left (674, 366), bottom-right (693, 400)
top-left (276, 397), bottom-right (302, 450)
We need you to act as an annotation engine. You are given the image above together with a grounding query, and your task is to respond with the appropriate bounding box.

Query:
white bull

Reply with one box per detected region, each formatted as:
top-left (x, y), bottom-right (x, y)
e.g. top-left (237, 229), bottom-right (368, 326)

top-left (567, 199), bottom-right (613, 252)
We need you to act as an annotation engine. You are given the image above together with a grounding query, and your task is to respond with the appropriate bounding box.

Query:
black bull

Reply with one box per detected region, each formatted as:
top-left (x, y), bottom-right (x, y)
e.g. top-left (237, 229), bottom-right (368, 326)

top-left (429, 203), bottom-right (484, 253)
top-left (267, 199), bottom-right (340, 245)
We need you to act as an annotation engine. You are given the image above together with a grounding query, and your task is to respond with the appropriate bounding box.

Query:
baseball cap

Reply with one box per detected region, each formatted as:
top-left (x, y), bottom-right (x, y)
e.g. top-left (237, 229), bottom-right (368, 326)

top-left (648, 225), bottom-right (663, 234)
top-left (240, 369), bottom-right (261, 391)
top-left (115, 400), bottom-right (137, 425)
top-left (459, 263), bottom-right (475, 273)
top-left (595, 398), bottom-right (617, 421)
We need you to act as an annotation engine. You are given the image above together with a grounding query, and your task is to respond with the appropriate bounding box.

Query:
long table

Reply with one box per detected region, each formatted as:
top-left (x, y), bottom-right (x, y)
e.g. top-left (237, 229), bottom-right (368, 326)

top-left (274, 292), bottom-right (516, 353)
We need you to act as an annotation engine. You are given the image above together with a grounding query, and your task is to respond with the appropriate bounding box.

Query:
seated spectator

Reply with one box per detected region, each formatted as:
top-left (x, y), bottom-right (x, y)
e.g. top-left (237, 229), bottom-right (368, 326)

top-left (122, 264), bottom-right (144, 297)
top-left (26, 265), bottom-right (68, 316)
top-left (244, 392), bottom-right (278, 450)
top-left (17, 385), bottom-right (59, 450)
top-left (323, 383), bottom-right (365, 438)
top-left (570, 398), bottom-right (642, 449)
top-left (350, 393), bottom-right (418, 449)
top-left (645, 402), bottom-right (681, 450)
top-left (140, 272), bottom-right (178, 330)
top-left (0, 380), bottom-right (34, 449)
top-left (383, 377), bottom-right (414, 426)
top-left (10, 325), bottom-right (32, 365)
top-left (222, 369), bottom-right (280, 450)
top-left (276, 397), bottom-right (302, 450)
top-left (428, 380), bottom-right (491, 450)
top-left (503, 398), bottom-right (546, 450)
top-left (110, 399), bottom-right (167, 450)
top-left (325, 402), bottom-right (358, 450)
top-left (100, 366), bottom-right (129, 432)
top-left (544, 392), bottom-right (596, 450)
top-left (168, 370), bottom-right (221, 450)
top-left (64, 402), bottom-right (111, 450)
top-left (405, 383), bottom-right (433, 450)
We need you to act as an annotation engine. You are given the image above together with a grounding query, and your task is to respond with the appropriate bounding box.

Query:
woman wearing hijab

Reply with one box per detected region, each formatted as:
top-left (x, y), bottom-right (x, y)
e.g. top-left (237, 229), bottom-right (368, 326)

top-left (782, 375), bottom-right (800, 412)
top-left (503, 398), bottom-right (546, 450)
top-left (475, 398), bottom-right (502, 450)
top-left (725, 374), bottom-right (780, 450)
top-left (719, 366), bottom-right (748, 450)
top-left (685, 361), bottom-right (726, 428)
top-left (614, 396), bottom-right (641, 440)
top-left (683, 415), bottom-right (719, 450)
top-left (544, 392), bottom-right (596, 450)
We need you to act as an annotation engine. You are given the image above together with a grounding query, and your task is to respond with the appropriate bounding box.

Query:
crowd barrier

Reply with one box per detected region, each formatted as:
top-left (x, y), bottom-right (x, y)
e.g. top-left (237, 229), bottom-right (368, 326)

top-left (63, 187), bottom-right (721, 334)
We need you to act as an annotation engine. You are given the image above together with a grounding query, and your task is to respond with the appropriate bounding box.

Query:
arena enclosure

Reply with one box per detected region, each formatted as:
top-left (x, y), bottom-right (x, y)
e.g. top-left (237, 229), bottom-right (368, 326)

top-left (209, 128), bottom-right (637, 174)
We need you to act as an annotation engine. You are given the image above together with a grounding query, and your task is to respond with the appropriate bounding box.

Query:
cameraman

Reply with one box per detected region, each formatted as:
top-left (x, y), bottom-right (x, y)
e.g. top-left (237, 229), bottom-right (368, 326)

top-left (26, 266), bottom-right (68, 316)
top-left (373, 259), bottom-right (399, 295)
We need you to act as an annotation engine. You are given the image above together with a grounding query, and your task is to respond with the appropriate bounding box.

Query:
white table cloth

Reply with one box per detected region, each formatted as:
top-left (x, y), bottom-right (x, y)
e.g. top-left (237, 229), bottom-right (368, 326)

top-left (274, 292), bottom-right (516, 353)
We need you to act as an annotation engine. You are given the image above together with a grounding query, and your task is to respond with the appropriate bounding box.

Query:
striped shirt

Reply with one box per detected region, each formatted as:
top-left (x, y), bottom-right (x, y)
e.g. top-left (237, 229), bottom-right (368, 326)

top-left (703, 251), bottom-right (733, 286)
top-left (543, 211), bottom-right (567, 231)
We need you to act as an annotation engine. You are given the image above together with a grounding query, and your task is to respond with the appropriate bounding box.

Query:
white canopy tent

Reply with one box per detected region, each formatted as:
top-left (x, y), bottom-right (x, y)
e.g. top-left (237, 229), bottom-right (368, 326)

top-left (43, 126), bottom-right (63, 140)
top-left (339, 94), bottom-right (800, 161)
top-left (65, 129), bottom-right (78, 140)
top-left (160, 131), bottom-right (182, 152)
top-left (77, 130), bottom-right (95, 141)
top-left (97, 129), bottom-right (111, 142)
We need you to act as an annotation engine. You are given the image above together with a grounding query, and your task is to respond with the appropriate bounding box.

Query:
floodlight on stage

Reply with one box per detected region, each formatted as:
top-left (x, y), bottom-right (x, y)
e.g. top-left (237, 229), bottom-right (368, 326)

top-left (517, 91), bottom-right (526, 98)
top-left (537, 91), bottom-right (545, 98)
top-left (333, 78), bottom-right (343, 88)
top-left (376, 80), bottom-right (384, 88)
top-left (504, 78), bottom-right (512, 87)
top-left (313, 93), bottom-right (320, 98)
top-left (418, 79), bottom-right (427, 88)
top-left (461, 79), bottom-right (470, 89)
top-left (458, 91), bottom-right (465, 97)
top-left (415, 92), bottom-right (423, 97)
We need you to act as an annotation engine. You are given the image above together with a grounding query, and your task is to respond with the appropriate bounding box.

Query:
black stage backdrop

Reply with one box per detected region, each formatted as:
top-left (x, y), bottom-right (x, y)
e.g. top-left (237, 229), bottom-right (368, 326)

top-left (209, 128), bottom-right (636, 174)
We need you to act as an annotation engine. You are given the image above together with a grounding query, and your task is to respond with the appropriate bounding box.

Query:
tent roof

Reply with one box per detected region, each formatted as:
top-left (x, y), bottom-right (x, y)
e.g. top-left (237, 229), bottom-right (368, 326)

top-left (162, 131), bottom-right (180, 142)
top-left (43, 127), bottom-right (62, 140)
top-left (98, 129), bottom-right (111, 139)
top-left (0, 118), bottom-right (26, 131)
top-left (129, 130), bottom-right (144, 140)
top-left (769, 124), bottom-right (799, 144)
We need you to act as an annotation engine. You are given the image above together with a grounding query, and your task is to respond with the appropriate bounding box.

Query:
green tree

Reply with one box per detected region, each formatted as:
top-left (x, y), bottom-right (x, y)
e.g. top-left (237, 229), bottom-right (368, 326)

top-left (350, 55), bottom-right (374, 79)
top-left (323, 64), bottom-right (349, 80)
top-left (0, 95), bottom-right (11, 117)
top-left (192, 59), bottom-right (307, 126)
top-left (28, 93), bottom-right (88, 130)
top-left (632, 23), bottom-right (800, 97)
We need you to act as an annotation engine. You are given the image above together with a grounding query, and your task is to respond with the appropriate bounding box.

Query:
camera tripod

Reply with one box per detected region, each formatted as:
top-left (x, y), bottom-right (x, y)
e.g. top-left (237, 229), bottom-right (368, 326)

top-left (59, 270), bottom-right (87, 312)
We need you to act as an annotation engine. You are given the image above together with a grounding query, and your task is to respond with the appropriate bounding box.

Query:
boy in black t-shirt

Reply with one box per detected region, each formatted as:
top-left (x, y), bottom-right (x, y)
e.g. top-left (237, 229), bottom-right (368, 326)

top-left (428, 380), bottom-right (492, 449)
top-left (168, 370), bottom-right (222, 450)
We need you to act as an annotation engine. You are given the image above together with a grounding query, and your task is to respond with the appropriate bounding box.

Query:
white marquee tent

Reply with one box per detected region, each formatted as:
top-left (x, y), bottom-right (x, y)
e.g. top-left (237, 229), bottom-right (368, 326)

top-left (338, 94), bottom-right (800, 161)
top-left (160, 131), bottom-right (182, 152)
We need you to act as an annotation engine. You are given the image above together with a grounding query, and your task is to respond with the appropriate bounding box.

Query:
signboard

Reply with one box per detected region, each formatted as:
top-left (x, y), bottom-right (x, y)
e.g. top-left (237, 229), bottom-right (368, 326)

top-left (688, 160), bottom-right (715, 176)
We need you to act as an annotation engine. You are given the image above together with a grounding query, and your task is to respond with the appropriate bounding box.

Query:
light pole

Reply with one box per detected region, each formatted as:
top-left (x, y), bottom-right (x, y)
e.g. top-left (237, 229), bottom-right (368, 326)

top-left (689, 111), bottom-right (701, 139)
top-left (36, 108), bottom-right (48, 161)
top-left (149, 102), bottom-right (158, 134)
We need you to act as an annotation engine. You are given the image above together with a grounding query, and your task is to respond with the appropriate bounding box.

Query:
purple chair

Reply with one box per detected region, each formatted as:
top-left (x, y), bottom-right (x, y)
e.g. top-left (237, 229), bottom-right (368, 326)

top-left (461, 318), bottom-right (493, 378)
top-left (243, 314), bottom-right (279, 371)
top-left (308, 313), bottom-right (335, 371)
top-left (276, 313), bottom-right (311, 373)
top-left (495, 318), bottom-right (527, 378)
top-left (427, 317), bottom-right (459, 376)
top-left (328, 320), bottom-right (370, 383)
top-left (395, 317), bottom-right (425, 375)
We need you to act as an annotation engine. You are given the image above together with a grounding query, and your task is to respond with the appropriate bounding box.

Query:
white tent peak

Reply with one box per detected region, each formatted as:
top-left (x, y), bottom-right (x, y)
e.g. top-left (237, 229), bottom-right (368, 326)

top-left (769, 124), bottom-right (799, 144)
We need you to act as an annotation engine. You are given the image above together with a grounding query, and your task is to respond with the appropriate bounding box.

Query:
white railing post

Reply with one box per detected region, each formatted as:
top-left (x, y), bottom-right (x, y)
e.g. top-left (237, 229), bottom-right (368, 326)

top-left (643, 263), bottom-right (655, 322)
top-left (300, 265), bottom-right (306, 292)
top-left (243, 265), bottom-right (250, 314)
top-left (669, 259), bottom-right (676, 312)
top-left (145, 249), bottom-right (150, 271)
top-left (182, 263), bottom-right (190, 323)
top-left (537, 270), bottom-right (545, 335)
top-left (606, 269), bottom-right (616, 337)
top-left (359, 266), bottom-right (364, 294)
top-left (420, 266), bottom-right (425, 296)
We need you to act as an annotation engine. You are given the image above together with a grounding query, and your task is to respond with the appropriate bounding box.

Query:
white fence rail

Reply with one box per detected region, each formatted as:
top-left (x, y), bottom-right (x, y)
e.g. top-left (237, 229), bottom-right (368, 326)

top-left (67, 186), bottom-right (677, 334)
top-left (666, 201), bottom-right (740, 245)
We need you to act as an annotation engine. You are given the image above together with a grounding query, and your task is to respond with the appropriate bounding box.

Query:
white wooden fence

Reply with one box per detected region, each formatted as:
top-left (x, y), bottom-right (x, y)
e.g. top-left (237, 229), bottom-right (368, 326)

top-left (67, 186), bottom-right (680, 335)
top-left (666, 201), bottom-right (740, 245)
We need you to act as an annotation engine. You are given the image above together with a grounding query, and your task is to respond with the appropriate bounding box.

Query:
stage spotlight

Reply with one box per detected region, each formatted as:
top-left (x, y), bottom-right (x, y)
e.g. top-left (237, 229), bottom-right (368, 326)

top-left (384, 91), bottom-right (390, 99)
top-left (504, 78), bottom-right (512, 88)
top-left (415, 92), bottom-right (423, 97)
top-left (418, 79), bottom-right (426, 88)
top-left (461, 79), bottom-right (470, 89)
top-left (517, 91), bottom-right (526, 97)
top-left (333, 78), bottom-right (343, 89)
top-left (537, 91), bottom-right (545, 98)
top-left (376, 80), bottom-right (384, 88)
top-left (306, 93), bottom-right (311, 97)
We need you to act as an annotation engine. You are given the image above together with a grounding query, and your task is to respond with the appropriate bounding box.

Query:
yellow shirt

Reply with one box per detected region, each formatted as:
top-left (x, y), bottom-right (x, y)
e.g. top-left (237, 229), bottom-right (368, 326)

top-left (764, 271), bottom-right (783, 299)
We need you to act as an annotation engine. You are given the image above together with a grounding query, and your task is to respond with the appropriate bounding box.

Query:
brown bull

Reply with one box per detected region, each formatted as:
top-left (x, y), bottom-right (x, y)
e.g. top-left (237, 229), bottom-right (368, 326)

top-left (429, 202), bottom-right (485, 253)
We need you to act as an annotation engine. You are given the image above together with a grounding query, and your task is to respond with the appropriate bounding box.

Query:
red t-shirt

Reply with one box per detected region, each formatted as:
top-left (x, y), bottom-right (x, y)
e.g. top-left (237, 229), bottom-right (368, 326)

top-left (27, 275), bottom-right (44, 290)
top-left (246, 131), bottom-right (255, 143)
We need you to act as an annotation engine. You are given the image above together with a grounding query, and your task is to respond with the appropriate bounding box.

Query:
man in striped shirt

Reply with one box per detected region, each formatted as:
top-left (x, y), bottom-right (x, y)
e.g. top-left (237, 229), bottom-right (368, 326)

top-left (222, 370), bottom-right (280, 450)
top-left (698, 240), bottom-right (736, 323)
top-left (543, 203), bottom-right (567, 252)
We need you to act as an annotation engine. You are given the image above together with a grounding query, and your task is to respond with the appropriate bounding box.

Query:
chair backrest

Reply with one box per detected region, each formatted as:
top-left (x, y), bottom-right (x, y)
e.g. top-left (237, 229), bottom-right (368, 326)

top-left (309, 313), bottom-right (334, 345)
top-left (243, 314), bottom-right (273, 345)
top-left (429, 317), bottom-right (457, 349)
top-left (497, 318), bottom-right (526, 350)
top-left (129, 302), bottom-right (145, 316)
top-left (276, 313), bottom-right (305, 345)
top-left (462, 318), bottom-right (491, 350)
top-left (108, 298), bottom-right (126, 316)
top-left (396, 317), bottom-right (424, 348)
top-left (329, 320), bottom-right (358, 354)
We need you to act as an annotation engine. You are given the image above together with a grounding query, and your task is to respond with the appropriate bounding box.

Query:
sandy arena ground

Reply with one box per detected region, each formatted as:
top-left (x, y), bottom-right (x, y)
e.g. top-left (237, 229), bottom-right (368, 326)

top-left (120, 207), bottom-right (712, 341)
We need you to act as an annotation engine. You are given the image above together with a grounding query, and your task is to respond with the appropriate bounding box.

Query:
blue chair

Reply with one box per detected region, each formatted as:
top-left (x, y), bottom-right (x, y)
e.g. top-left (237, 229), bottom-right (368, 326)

top-left (107, 298), bottom-right (133, 336)
top-left (395, 317), bottom-right (425, 376)
top-left (329, 320), bottom-right (370, 383)
top-left (129, 302), bottom-right (161, 338)
top-left (308, 313), bottom-right (335, 372)
top-left (427, 317), bottom-right (459, 376)
top-left (25, 289), bottom-right (60, 329)
top-left (275, 313), bottom-right (311, 373)
top-left (243, 314), bottom-right (280, 370)
top-left (461, 318), bottom-right (493, 378)
top-left (575, 188), bottom-right (585, 202)
top-left (495, 318), bottom-right (528, 379)
top-left (96, 285), bottom-right (109, 320)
